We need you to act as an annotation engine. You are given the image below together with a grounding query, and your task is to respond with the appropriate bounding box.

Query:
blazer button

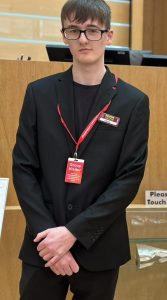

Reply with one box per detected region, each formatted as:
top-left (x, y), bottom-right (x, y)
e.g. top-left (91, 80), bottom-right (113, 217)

top-left (67, 203), bottom-right (73, 211)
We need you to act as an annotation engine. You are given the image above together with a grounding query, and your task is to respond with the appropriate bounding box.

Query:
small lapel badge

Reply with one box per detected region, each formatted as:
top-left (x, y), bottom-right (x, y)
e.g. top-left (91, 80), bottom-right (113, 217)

top-left (99, 112), bottom-right (120, 127)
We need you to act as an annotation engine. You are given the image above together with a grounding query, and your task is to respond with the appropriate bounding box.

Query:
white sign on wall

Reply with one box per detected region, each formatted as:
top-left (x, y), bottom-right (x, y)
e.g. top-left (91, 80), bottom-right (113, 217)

top-left (145, 190), bottom-right (167, 207)
top-left (0, 178), bottom-right (9, 238)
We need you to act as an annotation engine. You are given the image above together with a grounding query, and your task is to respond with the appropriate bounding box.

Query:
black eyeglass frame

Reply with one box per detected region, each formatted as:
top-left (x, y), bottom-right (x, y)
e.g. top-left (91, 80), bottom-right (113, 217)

top-left (61, 28), bottom-right (109, 41)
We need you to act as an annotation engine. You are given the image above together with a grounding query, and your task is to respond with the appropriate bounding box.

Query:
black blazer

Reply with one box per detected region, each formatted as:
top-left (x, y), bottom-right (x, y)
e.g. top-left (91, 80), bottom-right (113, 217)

top-left (12, 66), bottom-right (149, 271)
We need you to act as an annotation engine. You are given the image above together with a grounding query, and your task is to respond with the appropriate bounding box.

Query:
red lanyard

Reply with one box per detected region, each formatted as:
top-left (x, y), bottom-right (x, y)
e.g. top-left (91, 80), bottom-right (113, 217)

top-left (57, 100), bottom-right (111, 158)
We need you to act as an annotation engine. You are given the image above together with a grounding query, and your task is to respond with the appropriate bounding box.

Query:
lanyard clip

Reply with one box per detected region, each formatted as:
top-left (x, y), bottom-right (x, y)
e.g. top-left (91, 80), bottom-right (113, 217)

top-left (73, 151), bottom-right (78, 160)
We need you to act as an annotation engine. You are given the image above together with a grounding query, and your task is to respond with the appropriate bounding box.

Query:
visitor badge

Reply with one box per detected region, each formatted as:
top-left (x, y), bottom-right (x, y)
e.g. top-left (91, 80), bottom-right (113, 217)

top-left (65, 158), bottom-right (85, 184)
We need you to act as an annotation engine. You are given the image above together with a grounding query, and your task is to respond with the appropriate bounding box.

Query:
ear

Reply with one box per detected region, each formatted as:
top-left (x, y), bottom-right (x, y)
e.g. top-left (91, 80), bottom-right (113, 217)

top-left (106, 30), bottom-right (114, 46)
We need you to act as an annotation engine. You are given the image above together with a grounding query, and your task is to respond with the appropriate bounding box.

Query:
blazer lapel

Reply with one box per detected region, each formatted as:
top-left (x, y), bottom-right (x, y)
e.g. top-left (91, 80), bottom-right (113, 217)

top-left (55, 66), bottom-right (76, 156)
top-left (79, 68), bottom-right (118, 157)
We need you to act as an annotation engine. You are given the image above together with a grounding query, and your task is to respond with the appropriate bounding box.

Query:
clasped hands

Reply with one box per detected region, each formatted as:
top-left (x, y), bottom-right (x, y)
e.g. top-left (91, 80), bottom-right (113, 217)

top-left (34, 226), bottom-right (79, 276)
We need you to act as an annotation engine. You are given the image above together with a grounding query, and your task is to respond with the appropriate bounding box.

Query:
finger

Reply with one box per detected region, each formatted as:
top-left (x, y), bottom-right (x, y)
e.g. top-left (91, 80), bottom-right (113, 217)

top-left (50, 266), bottom-right (60, 276)
top-left (59, 269), bottom-right (66, 276)
top-left (42, 253), bottom-right (53, 262)
top-left (63, 265), bottom-right (73, 276)
top-left (37, 240), bottom-right (48, 252)
top-left (34, 230), bottom-right (49, 242)
top-left (57, 264), bottom-right (69, 276)
top-left (38, 248), bottom-right (49, 258)
top-left (70, 258), bottom-right (79, 273)
top-left (54, 270), bottom-right (60, 275)
top-left (38, 249), bottom-right (53, 261)
top-left (45, 256), bottom-right (59, 267)
top-left (53, 264), bottom-right (66, 276)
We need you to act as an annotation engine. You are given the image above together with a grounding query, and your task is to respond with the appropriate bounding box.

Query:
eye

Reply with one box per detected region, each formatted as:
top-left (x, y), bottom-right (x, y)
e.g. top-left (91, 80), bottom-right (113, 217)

top-left (87, 29), bottom-right (99, 33)
top-left (68, 29), bottom-right (79, 33)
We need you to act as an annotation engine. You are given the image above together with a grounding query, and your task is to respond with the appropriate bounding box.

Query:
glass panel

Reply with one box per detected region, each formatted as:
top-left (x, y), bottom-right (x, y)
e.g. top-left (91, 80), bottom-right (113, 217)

top-left (114, 207), bottom-right (167, 300)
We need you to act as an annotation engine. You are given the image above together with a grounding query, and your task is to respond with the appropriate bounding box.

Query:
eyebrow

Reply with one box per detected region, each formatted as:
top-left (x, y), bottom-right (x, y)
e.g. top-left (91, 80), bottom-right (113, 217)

top-left (64, 24), bottom-right (101, 29)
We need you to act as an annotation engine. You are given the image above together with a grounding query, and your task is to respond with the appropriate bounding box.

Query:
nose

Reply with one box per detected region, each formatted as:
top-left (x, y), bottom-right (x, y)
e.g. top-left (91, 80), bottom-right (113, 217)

top-left (78, 32), bottom-right (88, 43)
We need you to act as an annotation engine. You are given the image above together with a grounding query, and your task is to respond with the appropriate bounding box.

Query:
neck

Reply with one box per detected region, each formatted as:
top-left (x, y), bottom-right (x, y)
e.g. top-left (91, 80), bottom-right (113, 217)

top-left (72, 62), bottom-right (106, 85)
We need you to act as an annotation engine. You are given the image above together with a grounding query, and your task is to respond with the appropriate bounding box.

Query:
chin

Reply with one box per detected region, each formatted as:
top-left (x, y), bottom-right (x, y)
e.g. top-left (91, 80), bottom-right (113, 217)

top-left (76, 56), bottom-right (102, 66)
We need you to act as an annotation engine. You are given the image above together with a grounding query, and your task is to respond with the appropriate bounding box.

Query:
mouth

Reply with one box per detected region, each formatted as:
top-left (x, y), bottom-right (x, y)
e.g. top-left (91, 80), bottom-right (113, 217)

top-left (79, 48), bottom-right (92, 52)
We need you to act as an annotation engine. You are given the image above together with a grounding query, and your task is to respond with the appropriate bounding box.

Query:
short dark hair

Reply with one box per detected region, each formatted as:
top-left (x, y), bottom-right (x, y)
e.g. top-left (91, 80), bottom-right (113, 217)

top-left (61, 0), bottom-right (111, 29)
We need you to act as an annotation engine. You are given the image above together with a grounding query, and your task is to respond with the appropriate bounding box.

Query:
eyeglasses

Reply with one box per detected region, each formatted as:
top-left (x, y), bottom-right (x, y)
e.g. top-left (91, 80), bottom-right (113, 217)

top-left (61, 28), bottom-right (108, 41)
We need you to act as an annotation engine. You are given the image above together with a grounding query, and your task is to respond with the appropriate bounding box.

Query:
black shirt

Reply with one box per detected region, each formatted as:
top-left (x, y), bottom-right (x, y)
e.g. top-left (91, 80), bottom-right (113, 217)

top-left (73, 81), bottom-right (100, 140)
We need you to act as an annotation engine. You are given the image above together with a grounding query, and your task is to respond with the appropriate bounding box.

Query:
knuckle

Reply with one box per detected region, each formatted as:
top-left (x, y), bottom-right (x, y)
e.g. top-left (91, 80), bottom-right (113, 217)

top-left (47, 245), bottom-right (53, 252)
top-left (57, 248), bottom-right (62, 255)
top-left (61, 261), bottom-right (67, 268)
top-left (43, 257), bottom-right (47, 261)
top-left (42, 241), bottom-right (47, 248)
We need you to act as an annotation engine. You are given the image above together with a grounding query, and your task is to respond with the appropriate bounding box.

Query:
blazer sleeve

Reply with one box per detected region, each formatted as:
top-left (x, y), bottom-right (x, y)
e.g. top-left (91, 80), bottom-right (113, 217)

top-left (12, 84), bottom-right (57, 237)
top-left (66, 94), bottom-right (150, 249)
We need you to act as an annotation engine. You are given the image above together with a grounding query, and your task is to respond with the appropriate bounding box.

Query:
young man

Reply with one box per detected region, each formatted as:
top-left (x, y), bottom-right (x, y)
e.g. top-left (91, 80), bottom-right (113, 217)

top-left (13, 0), bottom-right (149, 299)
